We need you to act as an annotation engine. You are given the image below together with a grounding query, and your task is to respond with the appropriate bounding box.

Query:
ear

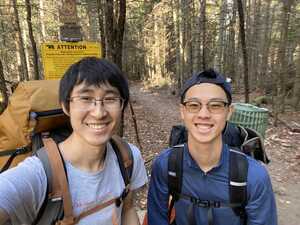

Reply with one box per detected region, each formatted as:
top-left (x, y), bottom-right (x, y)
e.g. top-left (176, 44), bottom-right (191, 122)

top-left (226, 104), bottom-right (234, 121)
top-left (61, 103), bottom-right (70, 116)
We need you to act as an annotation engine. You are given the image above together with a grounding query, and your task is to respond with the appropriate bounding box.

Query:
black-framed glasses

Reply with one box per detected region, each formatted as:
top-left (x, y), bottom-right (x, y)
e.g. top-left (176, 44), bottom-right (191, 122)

top-left (182, 100), bottom-right (229, 114)
top-left (69, 96), bottom-right (124, 111)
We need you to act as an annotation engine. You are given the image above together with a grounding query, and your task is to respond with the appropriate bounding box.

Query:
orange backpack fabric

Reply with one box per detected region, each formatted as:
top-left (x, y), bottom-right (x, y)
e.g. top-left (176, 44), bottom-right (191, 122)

top-left (0, 80), bottom-right (68, 169)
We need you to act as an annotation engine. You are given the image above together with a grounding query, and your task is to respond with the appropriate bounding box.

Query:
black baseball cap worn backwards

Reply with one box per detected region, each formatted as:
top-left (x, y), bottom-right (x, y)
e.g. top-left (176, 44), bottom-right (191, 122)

top-left (180, 69), bottom-right (232, 104)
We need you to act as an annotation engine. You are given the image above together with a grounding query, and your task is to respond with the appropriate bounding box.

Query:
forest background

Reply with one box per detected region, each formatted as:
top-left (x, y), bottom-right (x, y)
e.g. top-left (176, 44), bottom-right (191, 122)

top-left (0, 0), bottom-right (299, 113)
top-left (0, 0), bottom-right (299, 224)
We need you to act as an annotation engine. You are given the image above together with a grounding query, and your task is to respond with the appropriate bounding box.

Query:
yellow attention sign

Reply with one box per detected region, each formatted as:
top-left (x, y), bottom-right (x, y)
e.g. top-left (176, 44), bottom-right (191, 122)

top-left (41, 42), bottom-right (102, 80)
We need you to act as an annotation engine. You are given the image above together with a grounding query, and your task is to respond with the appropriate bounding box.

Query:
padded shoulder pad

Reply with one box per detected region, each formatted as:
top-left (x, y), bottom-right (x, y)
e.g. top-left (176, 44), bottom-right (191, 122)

top-left (35, 148), bottom-right (52, 193)
top-left (229, 149), bottom-right (248, 218)
top-left (168, 146), bottom-right (184, 200)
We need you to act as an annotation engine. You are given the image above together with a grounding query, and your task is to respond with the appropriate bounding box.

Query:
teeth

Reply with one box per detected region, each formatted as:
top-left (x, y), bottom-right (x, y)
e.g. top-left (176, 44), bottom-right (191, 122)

top-left (196, 124), bottom-right (212, 129)
top-left (87, 123), bottom-right (107, 129)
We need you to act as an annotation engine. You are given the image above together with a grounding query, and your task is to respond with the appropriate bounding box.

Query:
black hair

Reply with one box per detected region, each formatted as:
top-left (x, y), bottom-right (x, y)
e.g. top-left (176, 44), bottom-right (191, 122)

top-left (59, 57), bottom-right (129, 112)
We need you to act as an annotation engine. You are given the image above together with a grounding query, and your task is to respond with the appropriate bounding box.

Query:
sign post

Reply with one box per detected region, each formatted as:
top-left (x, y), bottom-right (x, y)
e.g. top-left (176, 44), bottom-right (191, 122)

top-left (59, 0), bottom-right (82, 41)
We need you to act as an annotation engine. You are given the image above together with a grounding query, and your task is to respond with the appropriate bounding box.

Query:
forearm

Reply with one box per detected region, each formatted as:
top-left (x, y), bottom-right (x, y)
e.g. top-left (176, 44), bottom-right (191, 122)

top-left (121, 191), bottom-right (140, 225)
top-left (121, 206), bottom-right (140, 225)
top-left (0, 209), bottom-right (9, 225)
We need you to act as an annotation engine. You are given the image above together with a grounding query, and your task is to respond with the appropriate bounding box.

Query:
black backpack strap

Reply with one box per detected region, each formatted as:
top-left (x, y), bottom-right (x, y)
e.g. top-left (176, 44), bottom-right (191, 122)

top-left (229, 149), bottom-right (248, 225)
top-left (0, 147), bottom-right (31, 173)
top-left (167, 145), bottom-right (184, 222)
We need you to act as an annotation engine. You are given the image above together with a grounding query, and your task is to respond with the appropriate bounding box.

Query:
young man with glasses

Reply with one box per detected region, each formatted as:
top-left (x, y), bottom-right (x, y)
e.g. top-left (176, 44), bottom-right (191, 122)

top-left (0, 57), bottom-right (147, 225)
top-left (147, 69), bottom-right (277, 225)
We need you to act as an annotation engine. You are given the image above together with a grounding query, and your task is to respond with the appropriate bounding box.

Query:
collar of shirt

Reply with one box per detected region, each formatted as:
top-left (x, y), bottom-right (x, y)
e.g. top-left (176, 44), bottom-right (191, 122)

top-left (183, 143), bottom-right (229, 173)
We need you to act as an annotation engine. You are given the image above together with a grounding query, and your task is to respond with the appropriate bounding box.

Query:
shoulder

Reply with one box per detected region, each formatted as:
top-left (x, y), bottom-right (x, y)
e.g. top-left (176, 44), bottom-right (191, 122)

top-left (247, 157), bottom-right (270, 182)
top-left (246, 156), bottom-right (274, 196)
top-left (229, 148), bottom-right (270, 184)
top-left (151, 148), bottom-right (173, 177)
top-left (127, 143), bottom-right (142, 158)
top-left (153, 147), bottom-right (172, 164)
top-left (126, 143), bottom-right (148, 190)
top-left (1, 155), bottom-right (45, 177)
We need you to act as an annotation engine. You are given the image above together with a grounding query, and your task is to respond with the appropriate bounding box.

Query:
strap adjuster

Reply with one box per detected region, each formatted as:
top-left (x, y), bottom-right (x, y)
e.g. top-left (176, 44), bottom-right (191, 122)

top-left (116, 187), bottom-right (129, 207)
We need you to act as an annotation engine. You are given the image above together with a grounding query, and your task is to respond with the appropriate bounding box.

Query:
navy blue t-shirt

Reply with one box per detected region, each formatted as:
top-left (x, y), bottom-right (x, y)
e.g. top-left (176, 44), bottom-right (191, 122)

top-left (147, 143), bottom-right (277, 225)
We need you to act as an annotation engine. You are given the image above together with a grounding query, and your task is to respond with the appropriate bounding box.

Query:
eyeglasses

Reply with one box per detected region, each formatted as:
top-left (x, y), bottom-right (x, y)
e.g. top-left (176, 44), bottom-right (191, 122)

top-left (182, 100), bottom-right (229, 114)
top-left (69, 96), bottom-right (124, 111)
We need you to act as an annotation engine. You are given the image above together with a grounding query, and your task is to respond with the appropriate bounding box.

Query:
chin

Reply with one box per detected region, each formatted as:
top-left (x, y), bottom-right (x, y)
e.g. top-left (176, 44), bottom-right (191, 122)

top-left (191, 132), bottom-right (220, 145)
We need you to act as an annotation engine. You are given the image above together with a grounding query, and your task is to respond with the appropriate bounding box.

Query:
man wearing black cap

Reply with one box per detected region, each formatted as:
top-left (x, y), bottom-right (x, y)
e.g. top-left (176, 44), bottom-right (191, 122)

top-left (147, 69), bottom-right (277, 225)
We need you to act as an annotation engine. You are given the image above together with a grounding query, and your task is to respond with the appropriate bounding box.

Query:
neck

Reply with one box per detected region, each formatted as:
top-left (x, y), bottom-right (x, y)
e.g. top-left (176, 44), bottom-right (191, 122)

top-left (188, 137), bottom-right (223, 173)
top-left (59, 134), bottom-right (107, 173)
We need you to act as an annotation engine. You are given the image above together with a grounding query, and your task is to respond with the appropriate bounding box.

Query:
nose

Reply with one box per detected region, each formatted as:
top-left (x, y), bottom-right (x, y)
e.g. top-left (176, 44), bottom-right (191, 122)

top-left (90, 101), bottom-right (108, 118)
top-left (196, 104), bottom-right (211, 118)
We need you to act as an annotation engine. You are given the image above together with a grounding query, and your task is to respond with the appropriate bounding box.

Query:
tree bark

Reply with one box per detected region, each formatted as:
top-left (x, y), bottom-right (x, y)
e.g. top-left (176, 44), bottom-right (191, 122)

top-left (293, 51), bottom-right (300, 110)
top-left (216, 0), bottom-right (227, 72)
top-left (12, 0), bottom-right (29, 81)
top-left (87, 0), bottom-right (99, 41)
top-left (0, 59), bottom-right (8, 113)
top-left (104, 0), bottom-right (115, 62)
top-left (237, 0), bottom-right (250, 103)
top-left (115, 0), bottom-right (126, 70)
top-left (200, 0), bottom-right (207, 70)
top-left (225, 0), bottom-right (237, 80)
top-left (97, 0), bottom-right (106, 57)
top-left (277, 0), bottom-right (294, 113)
top-left (25, 0), bottom-right (39, 80)
top-left (259, 0), bottom-right (272, 90)
top-left (38, 0), bottom-right (46, 42)
top-left (172, 0), bottom-right (182, 89)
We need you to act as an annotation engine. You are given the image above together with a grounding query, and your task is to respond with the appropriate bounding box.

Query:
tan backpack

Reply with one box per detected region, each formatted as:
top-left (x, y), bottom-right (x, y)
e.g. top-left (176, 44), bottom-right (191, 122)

top-left (0, 80), bottom-right (68, 170)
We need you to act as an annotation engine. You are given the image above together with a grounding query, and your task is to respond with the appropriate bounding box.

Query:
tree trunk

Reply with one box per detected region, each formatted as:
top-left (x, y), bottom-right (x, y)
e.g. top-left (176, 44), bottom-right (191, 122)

top-left (87, 0), bottom-right (99, 41)
top-left (97, 0), bottom-right (106, 57)
top-left (259, 0), bottom-right (272, 90)
top-left (249, 0), bottom-right (261, 86)
top-left (225, 0), bottom-right (237, 80)
top-left (277, 0), bottom-right (294, 113)
top-left (25, 0), bottom-right (39, 80)
top-left (192, 0), bottom-right (201, 73)
top-left (12, 0), bottom-right (29, 81)
top-left (216, 0), bottom-right (227, 72)
top-left (293, 52), bottom-right (300, 110)
top-left (237, 0), bottom-right (250, 103)
top-left (38, 0), bottom-right (46, 42)
top-left (105, 0), bottom-right (115, 62)
top-left (0, 59), bottom-right (8, 113)
top-left (172, 0), bottom-right (182, 89)
top-left (115, 0), bottom-right (126, 70)
top-left (200, 0), bottom-right (207, 70)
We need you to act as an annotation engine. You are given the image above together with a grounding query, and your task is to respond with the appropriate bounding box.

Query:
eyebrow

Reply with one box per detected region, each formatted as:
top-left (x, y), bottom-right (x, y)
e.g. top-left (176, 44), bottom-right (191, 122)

top-left (75, 87), bottom-right (120, 96)
top-left (184, 97), bottom-right (227, 102)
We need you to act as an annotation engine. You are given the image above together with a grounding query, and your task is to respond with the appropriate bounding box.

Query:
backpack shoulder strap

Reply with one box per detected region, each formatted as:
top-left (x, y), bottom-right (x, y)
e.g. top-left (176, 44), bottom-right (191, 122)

top-left (229, 148), bottom-right (248, 225)
top-left (34, 147), bottom-right (64, 225)
top-left (41, 137), bottom-right (76, 224)
top-left (110, 135), bottom-right (133, 187)
top-left (167, 144), bottom-right (184, 222)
